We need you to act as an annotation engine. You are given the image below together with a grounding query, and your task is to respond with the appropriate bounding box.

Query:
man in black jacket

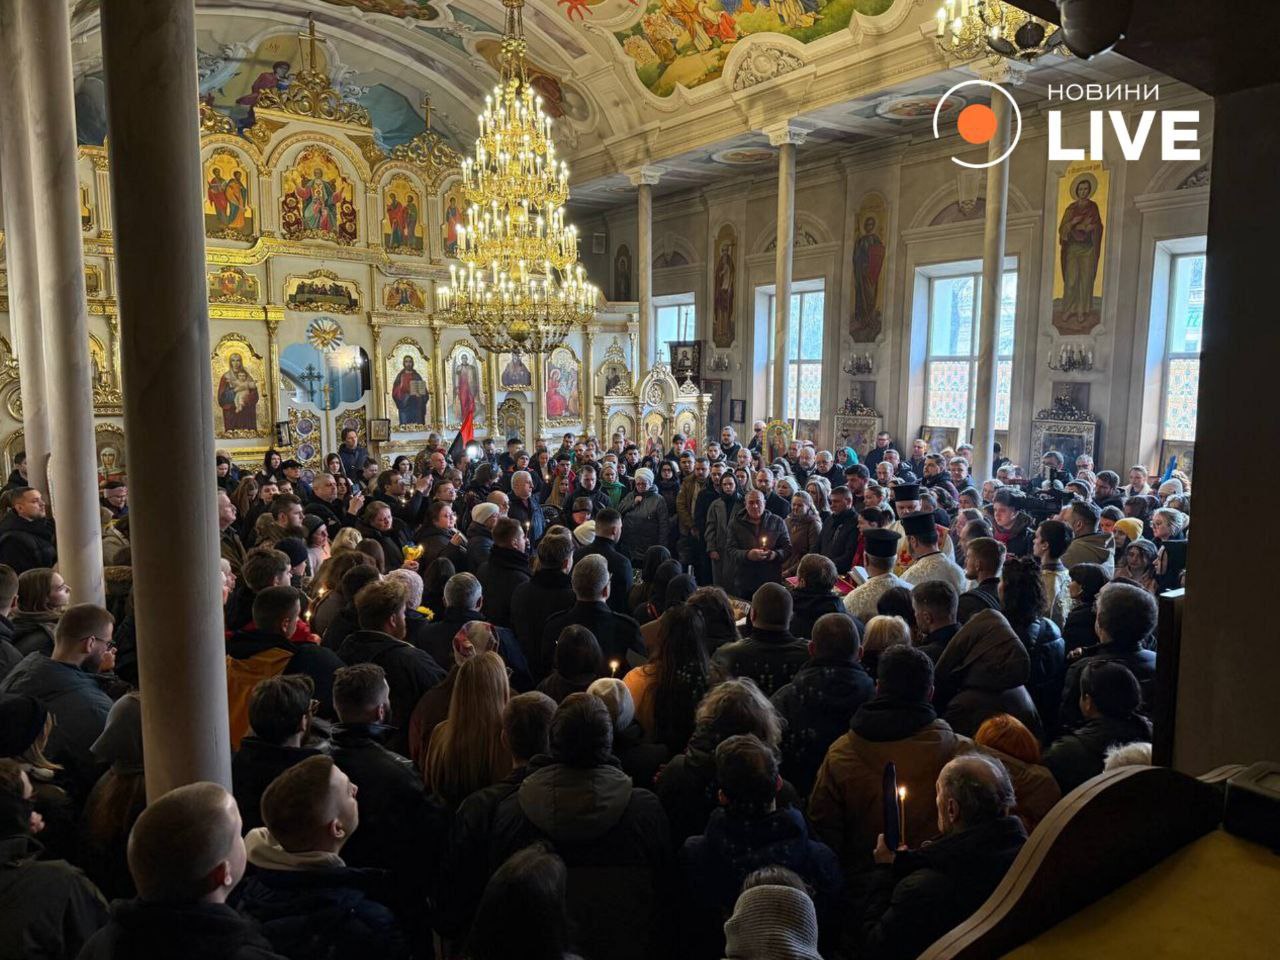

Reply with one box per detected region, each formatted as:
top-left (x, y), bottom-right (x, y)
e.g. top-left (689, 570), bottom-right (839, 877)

top-left (304, 471), bottom-right (362, 542)
top-left (328, 665), bottom-right (448, 923)
top-left (337, 579), bottom-right (445, 754)
top-left (820, 486), bottom-right (860, 574)
top-left (485, 694), bottom-right (672, 960)
top-left (0, 487), bottom-right (56, 574)
top-left (860, 754), bottom-right (1027, 960)
top-left (573, 508), bottom-right (633, 615)
top-left (0, 759), bottom-right (108, 959)
top-left (238, 755), bottom-right (408, 960)
top-left (771, 613), bottom-right (874, 798)
top-left (232, 674), bottom-right (323, 833)
top-left (712, 583), bottom-right (809, 697)
top-left (506, 470), bottom-right (546, 548)
top-left (912, 580), bottom-right (961, 664)
top-left (509, 534), bottom-right (576, 681)
top-left (77, 781), bottom-right (285, 960)
top-left (789, 555), bottom-right (847, 640)
top-left (752, 469), bottom-right (790, 519)
top-left (476, 517), bottom-right (531, 628)
top-left (571, 463), bottom-right (611, 516)
top-left (1058, 581), bottom-right (1158, 731)
top-left (958, 537), bottom-right (1004, 625)
top-left (433, 691), bottom-right (556, 945)
top-left (415, 573), bottom-right (530, 691)
top-left (541, 555), bottom-right (644, 676)
top-left (463, 501), bottom-right (499, 570)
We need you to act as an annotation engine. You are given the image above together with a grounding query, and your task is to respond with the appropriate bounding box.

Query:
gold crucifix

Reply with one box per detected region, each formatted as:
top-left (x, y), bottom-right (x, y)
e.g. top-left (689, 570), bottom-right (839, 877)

top-left (298, 16), bottom-right (320, 74)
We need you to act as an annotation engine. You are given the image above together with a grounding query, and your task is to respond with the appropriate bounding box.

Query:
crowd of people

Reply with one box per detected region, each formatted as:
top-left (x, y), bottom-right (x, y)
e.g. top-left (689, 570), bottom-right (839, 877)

top-left (0, 420), bottom-right (1188, 959)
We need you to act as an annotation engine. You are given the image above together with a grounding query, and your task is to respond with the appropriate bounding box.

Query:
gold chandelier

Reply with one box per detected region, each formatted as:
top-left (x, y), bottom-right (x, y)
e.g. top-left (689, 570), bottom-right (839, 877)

top-left (935, 0), bottom-right (1068, 62)
top-left (435, 0), bottom-right (596, 354)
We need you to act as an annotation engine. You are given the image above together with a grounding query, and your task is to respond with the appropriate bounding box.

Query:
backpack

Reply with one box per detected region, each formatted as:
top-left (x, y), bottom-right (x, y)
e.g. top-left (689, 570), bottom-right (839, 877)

top-left (226, 647), bottom-right (294, 750)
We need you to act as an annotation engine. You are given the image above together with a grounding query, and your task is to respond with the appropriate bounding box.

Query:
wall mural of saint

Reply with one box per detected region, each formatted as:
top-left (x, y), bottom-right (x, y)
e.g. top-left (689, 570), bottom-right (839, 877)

top-left (203, 149), bottom-right (255, 241)
top-left (383, 175), bottom-right (424, 254)
top-left (449, 345), bottom-right (482, 428)
top-left (216, 350), bottom-right (261, 435)
top-left (442, 185), bottom-right (464, 257)
top-left (712, 224), bottom-right (737, 348)
top-left (388, 342), bottom-right (431, 429)
top-left (545, 347), bottom-right (581, 420)
top-left (280, 147), bottom-right (358, 245)
top-left (500, 352), bottom-right (533, 389)
top-left (850, 193), bottom-right (887, 342)
top-left (1053, 161), bottom-right (1109, 335)
top-left (614, 245), bottom-right (632, 301)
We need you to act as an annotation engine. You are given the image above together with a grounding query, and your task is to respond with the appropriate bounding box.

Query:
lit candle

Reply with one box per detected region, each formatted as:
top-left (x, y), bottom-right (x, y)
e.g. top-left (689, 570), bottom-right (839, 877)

top-left (609, 659), bottom-right (620, 677)
top-left (897, 786), bottom-right (907, 848)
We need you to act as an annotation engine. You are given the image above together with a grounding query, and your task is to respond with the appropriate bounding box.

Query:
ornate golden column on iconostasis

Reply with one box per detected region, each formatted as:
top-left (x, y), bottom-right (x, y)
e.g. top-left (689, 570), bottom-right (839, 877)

top-left (430, 321), bottom-right (445, 429)
top-left (583, 327), bottom-right (596, 437)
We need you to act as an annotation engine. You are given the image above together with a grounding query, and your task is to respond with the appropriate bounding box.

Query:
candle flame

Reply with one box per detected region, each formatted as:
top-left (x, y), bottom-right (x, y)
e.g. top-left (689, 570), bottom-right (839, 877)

top-left (898, 786), bottom-right (907, 800)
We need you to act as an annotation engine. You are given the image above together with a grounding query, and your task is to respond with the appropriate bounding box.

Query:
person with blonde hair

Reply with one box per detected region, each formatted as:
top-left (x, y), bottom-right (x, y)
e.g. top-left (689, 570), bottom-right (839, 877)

top-left (408, 620), bottom-right (500, 772)
top-left (330, 526), bottom-right (364, 556)
top-left (424, 651), bottom-right (512, 809)
top-left (860, 614), bottom-right (911, 677)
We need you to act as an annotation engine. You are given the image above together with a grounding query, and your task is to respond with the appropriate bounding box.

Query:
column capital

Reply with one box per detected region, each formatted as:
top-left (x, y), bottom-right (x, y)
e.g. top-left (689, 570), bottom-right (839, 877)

top-left (973, 58), bottom-right (1032, 86)
top-left (627, 165), bottom-right (665, 187)
top-left (763, 122), bottom-right (809, 147)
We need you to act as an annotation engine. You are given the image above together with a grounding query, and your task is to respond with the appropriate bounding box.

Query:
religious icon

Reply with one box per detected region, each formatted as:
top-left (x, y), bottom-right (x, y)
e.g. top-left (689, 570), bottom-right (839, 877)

top-left (387, 341), bottom-right (431, 430)
top-left (500, 352), bottom-right (533, 389)
top-left (383, 176), bottom-right (424, 254)
top-left (203, 149), bottom-right (255, 241)
top-left (285, 270), bottom-right (359, 313)
top-left (213, 335), bottom-right (267, 439)
top-left (449, 345), bottom-right (482, 427)
top-left (1053, 161), bottom-right (1109, 335)
top-left (713, 224), bottom-right (737, 348)
top-left (668, 341), bottom-right (702, 386)
top-left (764, 419), bottom-right (793, 466)
top-left (442, 185), bottom-right (464, 257)
top-left (614, 245), bottom-right (632, 301)
top-left (218, 353), bottom-right (260, 432)
top-left (643, 412), bottom-right (666, 457)
top-left (207, 267), bottom-right (260, 304)
top-left (851, 193), bottom-right (888, 342)
top-left (280, 147), bottom-right (358, 244)
top-left (545, 347), bottom-right (581, 420)
top-left (95, 428), bottom-right (127, 486)
top-left (604, 364), bottom-right (624, 394)
top-left (383, 279), bottom-right (426, 312)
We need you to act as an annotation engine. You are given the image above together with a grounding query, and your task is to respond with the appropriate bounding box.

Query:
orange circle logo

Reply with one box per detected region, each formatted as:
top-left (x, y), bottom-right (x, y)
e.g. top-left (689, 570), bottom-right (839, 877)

top-left (957, 103), bottom-right (998, 144)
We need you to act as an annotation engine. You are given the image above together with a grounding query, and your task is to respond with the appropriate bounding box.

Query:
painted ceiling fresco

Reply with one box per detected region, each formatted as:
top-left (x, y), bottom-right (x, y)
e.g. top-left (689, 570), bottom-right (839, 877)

top-left (612, 0), bottom-right (894, 97)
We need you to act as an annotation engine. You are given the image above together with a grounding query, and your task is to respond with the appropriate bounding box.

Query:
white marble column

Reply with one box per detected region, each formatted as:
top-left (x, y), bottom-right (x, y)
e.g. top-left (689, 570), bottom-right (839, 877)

top-left (970, 86), bottom-right (1013, 485)
top-left (0, 4), bottom-right (52, 496)
top-left (767, 124), bottom-right (807, 423)
top-left (629, 166), bottom-right (663, 376)
top-left (20, 0), bottom-right (103, 605)
top-left (101, 0), bottom-right (231, 795)
top-left (582, 328), bottom-right (596, 437)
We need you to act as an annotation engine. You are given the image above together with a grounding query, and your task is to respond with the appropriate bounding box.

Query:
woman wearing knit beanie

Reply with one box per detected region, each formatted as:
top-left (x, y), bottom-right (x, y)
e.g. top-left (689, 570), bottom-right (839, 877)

top-left (723, 868), bottom-right (823, 960)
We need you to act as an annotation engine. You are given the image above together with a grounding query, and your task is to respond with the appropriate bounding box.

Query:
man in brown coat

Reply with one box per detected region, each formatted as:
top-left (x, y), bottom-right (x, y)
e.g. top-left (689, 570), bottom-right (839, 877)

top-left (808, 645), bottom-right (962, 872)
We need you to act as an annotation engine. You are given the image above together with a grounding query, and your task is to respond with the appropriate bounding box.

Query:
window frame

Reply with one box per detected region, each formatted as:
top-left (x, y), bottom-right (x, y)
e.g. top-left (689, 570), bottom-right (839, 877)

top-left (652, 293), bottom-right (697, 368)
top-left (920, 261), bottom-right (1018, 437)
top-left (1159, 244), bottom-right (1208, 444)
top-left (762, 279), bottom-right (826, 432)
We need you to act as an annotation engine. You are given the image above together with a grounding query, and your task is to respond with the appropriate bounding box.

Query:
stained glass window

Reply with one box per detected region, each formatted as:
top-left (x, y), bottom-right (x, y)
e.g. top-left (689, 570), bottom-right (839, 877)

top-left (924, 269), bottom-right (1017, 434)
top-left (769, 286), bottom-right (826, 431)
top-left (1162, 253), bottom-right (1206, 442)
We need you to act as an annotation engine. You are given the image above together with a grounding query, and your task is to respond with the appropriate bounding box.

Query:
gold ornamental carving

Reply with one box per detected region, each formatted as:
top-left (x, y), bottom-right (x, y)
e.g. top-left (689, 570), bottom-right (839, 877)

top-left (199, 101), bottom-right (237, 136)
top-left (255, 19), bottom-right (372, 129)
